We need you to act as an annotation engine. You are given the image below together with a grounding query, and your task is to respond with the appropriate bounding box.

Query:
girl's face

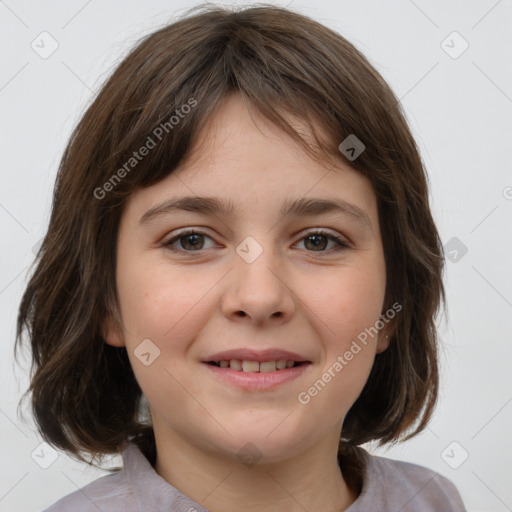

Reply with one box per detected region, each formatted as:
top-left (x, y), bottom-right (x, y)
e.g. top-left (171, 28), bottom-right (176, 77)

top-left (104, 94), bottom-right (389, 464)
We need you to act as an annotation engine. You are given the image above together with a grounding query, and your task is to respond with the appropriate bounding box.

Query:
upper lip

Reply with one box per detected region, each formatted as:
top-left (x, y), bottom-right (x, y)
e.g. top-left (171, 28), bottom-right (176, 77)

top-left (202, 348), bottom-right (311, 363)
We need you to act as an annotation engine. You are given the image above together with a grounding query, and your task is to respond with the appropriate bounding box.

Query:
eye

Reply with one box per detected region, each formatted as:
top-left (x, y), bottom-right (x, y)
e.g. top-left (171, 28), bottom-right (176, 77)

top-left (162, 229), bottom-right (217, 252)
top-left (294, 230), bottom-right (350, 253)
top-left (162, 228), bottom-right (350, 254)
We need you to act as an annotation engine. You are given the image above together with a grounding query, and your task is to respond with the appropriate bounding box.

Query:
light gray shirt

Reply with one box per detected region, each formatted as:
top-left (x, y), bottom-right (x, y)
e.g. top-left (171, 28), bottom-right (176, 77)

top-left (42, 442), bottom-right (466, 511)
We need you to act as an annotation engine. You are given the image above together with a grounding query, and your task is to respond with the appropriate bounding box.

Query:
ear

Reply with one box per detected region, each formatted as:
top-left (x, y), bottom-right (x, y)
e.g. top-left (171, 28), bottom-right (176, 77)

top-left (376, 324), bottom-right (393, 354)
top-left (101, 314), bottom-right (126, 347)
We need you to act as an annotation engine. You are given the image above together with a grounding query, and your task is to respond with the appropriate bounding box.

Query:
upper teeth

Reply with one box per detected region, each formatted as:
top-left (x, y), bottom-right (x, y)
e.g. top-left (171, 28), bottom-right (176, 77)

top-left (216, 359), bottom-right (296, 372)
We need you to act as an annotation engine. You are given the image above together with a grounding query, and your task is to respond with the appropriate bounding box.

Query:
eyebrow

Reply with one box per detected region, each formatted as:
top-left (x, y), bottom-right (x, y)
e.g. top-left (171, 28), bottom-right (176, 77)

top-left (139, 196), bottom-right (373, 232)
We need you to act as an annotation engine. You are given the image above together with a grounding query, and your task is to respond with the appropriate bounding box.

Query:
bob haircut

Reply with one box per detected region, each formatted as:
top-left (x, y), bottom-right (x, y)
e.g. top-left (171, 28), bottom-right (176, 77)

top-left (16, 3), bottom-right (445, 467)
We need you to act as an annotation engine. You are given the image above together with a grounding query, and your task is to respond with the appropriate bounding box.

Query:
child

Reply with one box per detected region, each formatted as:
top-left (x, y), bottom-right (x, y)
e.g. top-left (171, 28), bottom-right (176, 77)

top-left (16, 3), bottom-right (467, 511)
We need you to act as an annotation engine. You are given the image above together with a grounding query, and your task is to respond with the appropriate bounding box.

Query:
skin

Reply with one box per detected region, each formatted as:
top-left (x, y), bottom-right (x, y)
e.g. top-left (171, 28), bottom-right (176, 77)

top-left (103, 94), bottom-right (391, 512)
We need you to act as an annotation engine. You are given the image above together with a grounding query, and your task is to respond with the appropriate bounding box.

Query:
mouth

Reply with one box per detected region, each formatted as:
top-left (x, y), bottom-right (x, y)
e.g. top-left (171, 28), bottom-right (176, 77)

top-left (202, 353), bottom-right (312, 391)
top-left (205, 359), bottom-right (308, 372)
top-left (201, 348), bottom-right (312, 390)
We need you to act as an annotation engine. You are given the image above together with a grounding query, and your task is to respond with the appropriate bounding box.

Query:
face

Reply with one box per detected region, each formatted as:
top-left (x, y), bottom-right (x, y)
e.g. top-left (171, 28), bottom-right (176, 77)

top-left (103, 94), bottom-right (390, 465)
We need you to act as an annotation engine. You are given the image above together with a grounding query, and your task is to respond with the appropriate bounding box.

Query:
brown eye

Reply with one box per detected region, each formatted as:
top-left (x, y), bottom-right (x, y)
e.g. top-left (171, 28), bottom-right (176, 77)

top-left (163, 230), bottom-right (215, 252)
top-left (304, 234), bottom-right (329, 251)
top-left (296, 230), bottom-right (350, 253)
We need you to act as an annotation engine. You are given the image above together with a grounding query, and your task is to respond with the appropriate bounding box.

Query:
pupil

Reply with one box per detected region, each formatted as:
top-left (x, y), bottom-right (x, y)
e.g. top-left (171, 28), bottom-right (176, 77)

top-left (183, 234), bottom-right (203, 250)
top-left (306, 234), bottom-right (326, 251)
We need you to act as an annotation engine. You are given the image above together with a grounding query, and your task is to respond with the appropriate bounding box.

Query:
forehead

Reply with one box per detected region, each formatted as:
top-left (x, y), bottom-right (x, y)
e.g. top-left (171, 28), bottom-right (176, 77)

top-left (123, 95), bottom-right (379, 232)
top-left (183, 94), bottom-right (333, 172)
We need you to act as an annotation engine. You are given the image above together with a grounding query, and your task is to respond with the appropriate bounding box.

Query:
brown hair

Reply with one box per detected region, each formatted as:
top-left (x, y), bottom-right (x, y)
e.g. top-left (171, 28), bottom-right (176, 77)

top-left (15, 3), bottom-right (445, 468)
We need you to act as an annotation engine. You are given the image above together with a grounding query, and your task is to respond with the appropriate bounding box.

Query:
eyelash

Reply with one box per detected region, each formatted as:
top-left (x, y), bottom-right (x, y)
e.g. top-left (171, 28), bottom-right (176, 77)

top-left (161, 228), bottom-right (351, 255)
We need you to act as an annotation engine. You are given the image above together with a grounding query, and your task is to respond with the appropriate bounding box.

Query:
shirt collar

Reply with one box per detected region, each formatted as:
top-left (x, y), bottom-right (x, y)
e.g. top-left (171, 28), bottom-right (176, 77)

top-left (122, 442), bottom-right (209, 512)
top-left (122, 441), bottom-right (372, 510)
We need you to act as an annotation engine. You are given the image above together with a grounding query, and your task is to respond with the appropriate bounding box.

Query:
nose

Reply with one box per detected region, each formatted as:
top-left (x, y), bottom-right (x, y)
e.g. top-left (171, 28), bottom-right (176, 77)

top-left (220, 239), bottom-right (296, 326)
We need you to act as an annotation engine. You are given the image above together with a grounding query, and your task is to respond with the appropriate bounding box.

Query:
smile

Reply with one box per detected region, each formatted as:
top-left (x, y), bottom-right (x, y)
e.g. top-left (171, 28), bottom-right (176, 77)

top-left (202, 360), bottom-right (312, 391)
top-left (206, 359), bottom-right (305, 372)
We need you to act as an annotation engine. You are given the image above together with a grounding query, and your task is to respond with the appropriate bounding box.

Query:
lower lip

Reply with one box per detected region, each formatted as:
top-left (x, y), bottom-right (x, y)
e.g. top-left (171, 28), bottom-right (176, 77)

top-left (202, 362), bottom-right (311, 391)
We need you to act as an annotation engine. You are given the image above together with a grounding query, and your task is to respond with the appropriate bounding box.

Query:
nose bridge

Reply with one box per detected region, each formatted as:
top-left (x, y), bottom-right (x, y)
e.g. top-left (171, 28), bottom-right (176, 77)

top-left (222, 232), bottom-right (295, 322)
top-left (235, 233), bottom-right (284, 291)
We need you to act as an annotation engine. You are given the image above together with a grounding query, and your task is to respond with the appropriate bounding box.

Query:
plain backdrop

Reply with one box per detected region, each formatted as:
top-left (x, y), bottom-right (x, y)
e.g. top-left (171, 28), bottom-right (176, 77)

top-left (1, 1), bottom-right (511, 511)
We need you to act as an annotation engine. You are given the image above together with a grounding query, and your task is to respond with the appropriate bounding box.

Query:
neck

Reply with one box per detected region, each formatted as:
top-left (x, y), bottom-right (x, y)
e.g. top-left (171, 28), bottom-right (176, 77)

top-left (153, 427), bottom-right (357, 512)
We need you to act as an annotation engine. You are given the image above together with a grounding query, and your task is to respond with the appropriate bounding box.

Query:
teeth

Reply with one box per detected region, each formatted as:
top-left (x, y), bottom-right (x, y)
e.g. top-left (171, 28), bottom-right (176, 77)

top-left (242, 360), bottom-right (260, 372)
top-left (260, 361), bottom-right (277, 373)
top-left (229, 359), bottom-right (242, 371)
top-left (214, 359), bottom-right (300, 372)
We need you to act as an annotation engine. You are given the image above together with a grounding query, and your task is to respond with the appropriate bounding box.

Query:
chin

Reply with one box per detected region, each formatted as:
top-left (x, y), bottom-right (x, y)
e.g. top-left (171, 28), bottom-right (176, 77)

top-left (209, 423), bottom-right (314, 466)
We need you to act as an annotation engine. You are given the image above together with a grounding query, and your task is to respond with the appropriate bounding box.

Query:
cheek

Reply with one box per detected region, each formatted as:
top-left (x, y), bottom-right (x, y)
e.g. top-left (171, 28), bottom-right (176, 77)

top-left (311, 264), bottom-right (386, 348)
top-left (301, 266), bottom-right (385, 408)
top-left (116, 256), bottom-right (217, 342)
top-left (116, 259), bottom-right (213, 416)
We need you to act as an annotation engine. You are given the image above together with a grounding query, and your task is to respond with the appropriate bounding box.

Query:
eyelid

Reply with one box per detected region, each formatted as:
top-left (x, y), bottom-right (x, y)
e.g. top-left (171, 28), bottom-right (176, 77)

top-left (162, 227), bottom-right (219, 251)
top-left (161, 226), bottom-right (351, 253)
top-left (294, 228), bottom-right (351, 251)
top-left (299, 227), bottom-right (350, 243)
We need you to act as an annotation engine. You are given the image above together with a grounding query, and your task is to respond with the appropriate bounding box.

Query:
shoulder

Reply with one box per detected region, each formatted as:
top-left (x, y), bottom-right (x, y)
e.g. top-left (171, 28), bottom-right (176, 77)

top-left (41, 470), bottom-right (136, 512)
top-left (350, 449), bottom-right (467, 511)
top-left (40, 442), bottom-right (196, 512)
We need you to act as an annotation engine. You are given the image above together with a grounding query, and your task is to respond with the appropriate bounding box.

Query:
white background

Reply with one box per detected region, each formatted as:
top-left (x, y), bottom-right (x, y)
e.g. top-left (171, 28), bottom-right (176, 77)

top-left (1, 1), bottom-right (511, 511)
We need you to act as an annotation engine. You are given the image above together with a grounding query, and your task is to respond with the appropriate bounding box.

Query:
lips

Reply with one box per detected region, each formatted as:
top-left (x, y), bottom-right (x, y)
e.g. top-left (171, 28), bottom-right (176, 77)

top-left (203, 348), bottom-right (310, 364)
top-left (203, 349), bottom-right (312, 390)
top-left (202, 348), bottom-right (311, 375)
